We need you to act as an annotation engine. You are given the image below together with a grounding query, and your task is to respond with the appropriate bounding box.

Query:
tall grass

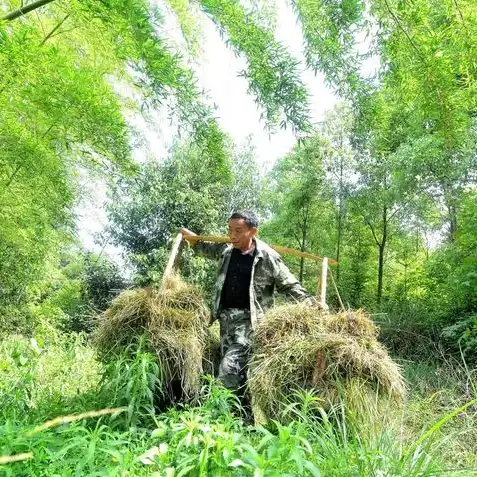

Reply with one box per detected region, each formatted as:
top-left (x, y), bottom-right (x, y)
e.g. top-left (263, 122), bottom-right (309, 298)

top-left (403, 359), bottom-right (477, 470)
top-left (0, 329), bottom-right (101, 423)
top-left (1, 327), bottom-right (477, 476)
top-left (97, 337), bottom-right (163, 427)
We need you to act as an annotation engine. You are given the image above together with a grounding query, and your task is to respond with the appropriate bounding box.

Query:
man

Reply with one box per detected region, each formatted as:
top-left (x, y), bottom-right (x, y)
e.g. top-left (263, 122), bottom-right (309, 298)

top-left (181, 211), bottom-right (317, 417)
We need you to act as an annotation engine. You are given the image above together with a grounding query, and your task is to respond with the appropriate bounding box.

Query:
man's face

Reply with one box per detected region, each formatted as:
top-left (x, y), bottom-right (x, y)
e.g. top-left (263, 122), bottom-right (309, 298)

top-left (228, 218), bottom-right (257, 250)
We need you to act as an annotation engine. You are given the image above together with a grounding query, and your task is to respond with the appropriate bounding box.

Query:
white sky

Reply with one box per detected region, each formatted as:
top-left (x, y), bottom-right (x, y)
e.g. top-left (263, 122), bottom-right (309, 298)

top-left (76, 0), bottom-right (340, 255)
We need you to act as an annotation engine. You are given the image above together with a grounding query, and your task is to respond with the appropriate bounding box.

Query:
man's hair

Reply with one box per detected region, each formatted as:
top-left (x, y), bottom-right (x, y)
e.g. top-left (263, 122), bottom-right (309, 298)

top-left (229, 211), bottom-right (259, 228)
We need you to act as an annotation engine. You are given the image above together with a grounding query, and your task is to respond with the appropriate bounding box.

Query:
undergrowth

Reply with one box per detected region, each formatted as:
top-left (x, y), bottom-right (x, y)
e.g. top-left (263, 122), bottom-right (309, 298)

top-left (1, 325), bottom-right (476, 476)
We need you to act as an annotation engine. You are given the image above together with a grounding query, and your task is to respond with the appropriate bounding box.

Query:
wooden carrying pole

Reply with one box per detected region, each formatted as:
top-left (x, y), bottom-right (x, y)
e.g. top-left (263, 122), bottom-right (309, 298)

top-left (162, 232), bottom-right (184, 281)
top-left (183, 234), bottom-right (337, 265)
top-left (319, 257), bottom-right (328, 308)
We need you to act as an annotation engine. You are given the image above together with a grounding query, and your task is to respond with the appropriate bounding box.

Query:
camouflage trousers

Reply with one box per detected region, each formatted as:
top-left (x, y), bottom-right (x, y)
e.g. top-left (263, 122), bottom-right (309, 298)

top-left (218, 308), bottom-right (253, 398)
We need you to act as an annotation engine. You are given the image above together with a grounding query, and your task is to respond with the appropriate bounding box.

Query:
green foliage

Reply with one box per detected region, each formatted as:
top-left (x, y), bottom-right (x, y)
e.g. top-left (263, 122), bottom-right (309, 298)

top-left (82, 253), bottom-right (128, 313)
top-left (442, 316), bottom-right (477, 364)
top-left (106, 140), bottom-right (231, 288)
top-left (0, 255), bottom-right (81, 336)
top-left (20, 253), bottom-right (125, 336)
top-left (79, 0), bottom-right (231, 170)
top-left (262, 136), bottom-right (334, 284)
top-left (200, 0), bottom-right (311, 133)
top-left (98, 339), bottom-right (163, 427)
top-left (4, 1), bottom-right (477, 473)
top-left (371, 0), bottom-right (477, 144)
top-left (107, 142), bottom-right (231, 255)
top-left (3, 250), bottom-right (128, 335)
top-left (0, 4), bottom-right (132, 310)
top-left (335, 216), bottom-right (375, 308)
top-left (146, 406), bottom-right (322, 476)
top-left (2, 327), bottom-right (477, 475)
top-left (292, 0), bottom-right (366, 97)
top-left (412, 192), bottom-right (477, 362)
top-left (227, 138), bottom-right (266, 216)
top-left (165, 0), bottom-right (202, 55)
top-left (0, 330), bottom-right (101, 423)
top-left (360, 0), bottom-right (477, 240)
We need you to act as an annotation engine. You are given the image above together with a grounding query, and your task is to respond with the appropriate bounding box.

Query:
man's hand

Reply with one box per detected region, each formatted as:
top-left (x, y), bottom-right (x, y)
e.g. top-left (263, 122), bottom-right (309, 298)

top-left (180, 228), bottom-right (199, 246)
top-left (303, 296), bottom-right (328, 311)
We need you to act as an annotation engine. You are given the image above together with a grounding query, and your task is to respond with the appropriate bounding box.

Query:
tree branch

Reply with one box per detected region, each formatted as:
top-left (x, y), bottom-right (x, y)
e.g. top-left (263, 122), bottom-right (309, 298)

top-left (2, 0), bottom-right (56, 21)
top-left (381, 0), bottom-right (426, 63)
top-left (40, 13), bottom-right (69, 46)
top-left (452, 0), bottom-right (471, 40)
top-left (292, 231), bottom-right (302, 249)
top-left (363, 214), bottom-right (382, 247)
top-left (0, 164), bottom-right (22, 197)
top-left (35, 8), bottom-right (46, 36)
top-left (388, 202), bottom-right (406, 222)
top-left (41, 123), bottom-right (56, 138)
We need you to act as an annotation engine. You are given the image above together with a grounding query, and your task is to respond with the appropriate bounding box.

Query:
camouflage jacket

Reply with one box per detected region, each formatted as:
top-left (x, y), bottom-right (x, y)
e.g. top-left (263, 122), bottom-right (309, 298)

top-left (194, 238), bottom-right (315, 328)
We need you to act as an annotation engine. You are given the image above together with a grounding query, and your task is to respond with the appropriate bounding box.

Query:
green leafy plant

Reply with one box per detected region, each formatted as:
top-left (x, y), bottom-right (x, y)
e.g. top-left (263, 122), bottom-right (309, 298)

top-left (98, 339), bottom-right (164, 428)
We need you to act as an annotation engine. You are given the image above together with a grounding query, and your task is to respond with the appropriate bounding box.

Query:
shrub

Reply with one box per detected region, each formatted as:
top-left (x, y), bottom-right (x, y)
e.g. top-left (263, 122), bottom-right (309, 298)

top-left (441, 315), bottom-right (477, 364)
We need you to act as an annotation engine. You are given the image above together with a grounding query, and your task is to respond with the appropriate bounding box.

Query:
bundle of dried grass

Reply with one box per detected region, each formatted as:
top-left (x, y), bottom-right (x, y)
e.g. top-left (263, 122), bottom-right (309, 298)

top-left (94, 274), bottom-right (210, 400)
top-left (94, 288), bottom-right (152, 352)
top-left (202, 322), bottom-right (221, 377)
top-left (248, 304), bottom-right (405, 421)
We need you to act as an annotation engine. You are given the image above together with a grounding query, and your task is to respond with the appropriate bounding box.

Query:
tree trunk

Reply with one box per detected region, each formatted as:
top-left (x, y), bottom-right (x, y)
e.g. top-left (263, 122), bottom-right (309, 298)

top-left (442, 182), bottom-right (458, 242)
top-left (403, 264), bottom-right (408, 300)
top-left (336, 212), bottom-right (342, 283)
top-left (336, 154), bottom-right (345, 283)
top-left (299, 208), bottom-right (309, 283)
top-left (376, 206), bottom-right (388, 307)
top-left (299, 231), bottom-right (306, 283)
top-left (335, 134), bottom-right (345, 284)
top-left (448, 201), bottom-right (458, 242)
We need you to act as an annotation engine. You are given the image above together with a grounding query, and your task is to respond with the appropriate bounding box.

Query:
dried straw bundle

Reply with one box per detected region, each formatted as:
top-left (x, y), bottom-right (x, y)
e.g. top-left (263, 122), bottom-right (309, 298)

top-left (94, 275), bottom-right (210, 400)
top-left (248, 304), bottom-right (405, 420)
top-left (203, 321), bottom-right (221, 377)
top-left (94, 288), bottom-right (152, 351)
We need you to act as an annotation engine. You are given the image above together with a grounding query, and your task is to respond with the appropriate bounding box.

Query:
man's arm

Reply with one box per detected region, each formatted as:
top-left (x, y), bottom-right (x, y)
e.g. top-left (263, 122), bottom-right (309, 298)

top-left (181, 228), bottom-right (227, 260)
top-left (274, 255), bottom-right (318, 306)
